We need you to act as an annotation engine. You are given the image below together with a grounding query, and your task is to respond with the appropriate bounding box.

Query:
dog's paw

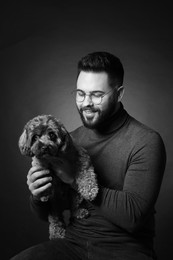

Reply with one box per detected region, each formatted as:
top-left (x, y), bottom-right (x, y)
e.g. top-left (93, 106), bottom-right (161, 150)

top-left (48, 215), bottom-right (66, 239)
top-left (73, 208), bottom-right (90, 219)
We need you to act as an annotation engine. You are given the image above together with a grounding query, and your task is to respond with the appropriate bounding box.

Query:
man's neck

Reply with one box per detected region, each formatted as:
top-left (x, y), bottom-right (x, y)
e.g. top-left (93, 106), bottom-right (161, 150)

top-left (91, 102), bottom-right (128, 135)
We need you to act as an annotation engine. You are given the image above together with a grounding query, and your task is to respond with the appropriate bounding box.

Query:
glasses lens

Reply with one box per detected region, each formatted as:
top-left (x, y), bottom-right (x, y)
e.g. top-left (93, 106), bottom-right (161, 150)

top-left (91, 96), bottom-right (102, 104)
top-left (72, 90), bottom-right (103, 104)
top-left (76, 90), bottom-right (85, 102)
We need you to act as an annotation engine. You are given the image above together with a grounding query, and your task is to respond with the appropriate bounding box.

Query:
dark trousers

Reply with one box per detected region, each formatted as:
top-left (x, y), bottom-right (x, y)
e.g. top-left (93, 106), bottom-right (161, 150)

top-left (10, 232), bottom-right (155, 260)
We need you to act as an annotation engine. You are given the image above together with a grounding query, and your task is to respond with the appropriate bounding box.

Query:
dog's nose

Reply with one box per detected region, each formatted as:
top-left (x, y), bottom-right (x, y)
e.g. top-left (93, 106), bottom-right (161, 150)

top-left (40, 145), bottom-right (48, 152)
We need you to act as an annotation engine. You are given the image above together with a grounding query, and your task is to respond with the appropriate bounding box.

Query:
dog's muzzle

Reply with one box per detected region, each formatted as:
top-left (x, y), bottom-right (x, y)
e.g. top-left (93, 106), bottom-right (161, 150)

top-left (32, 140), bottom-right (57, 157)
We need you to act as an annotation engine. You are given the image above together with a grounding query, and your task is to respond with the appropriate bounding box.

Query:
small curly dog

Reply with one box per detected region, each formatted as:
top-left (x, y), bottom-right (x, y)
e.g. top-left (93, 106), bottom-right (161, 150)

top-left (18, 115), bottom-right (98, 239)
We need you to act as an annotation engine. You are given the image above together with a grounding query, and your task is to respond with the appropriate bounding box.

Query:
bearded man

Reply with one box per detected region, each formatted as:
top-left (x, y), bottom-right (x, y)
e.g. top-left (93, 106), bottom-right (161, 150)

top-left (11, 52), bottom-right (166, 260)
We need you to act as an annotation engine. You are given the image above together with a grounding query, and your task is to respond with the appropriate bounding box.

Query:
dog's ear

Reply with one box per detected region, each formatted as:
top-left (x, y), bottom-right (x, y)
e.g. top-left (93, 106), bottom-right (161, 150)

top-left (18, 129), bottom-right (32, 156)
top-left (59, 125), bottom-right (72, 153)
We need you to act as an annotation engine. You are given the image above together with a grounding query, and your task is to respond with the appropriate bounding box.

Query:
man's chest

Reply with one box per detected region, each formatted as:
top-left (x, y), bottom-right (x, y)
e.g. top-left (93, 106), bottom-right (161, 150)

top-left (78, 134), bottom-right (133, 189)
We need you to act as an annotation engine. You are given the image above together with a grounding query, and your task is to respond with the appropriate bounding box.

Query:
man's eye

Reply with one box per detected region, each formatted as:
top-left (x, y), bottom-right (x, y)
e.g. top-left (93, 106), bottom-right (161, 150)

top-left (77, 91), bottom-right (85, 96)
top-left (92, 93), bottom-right (103, 98)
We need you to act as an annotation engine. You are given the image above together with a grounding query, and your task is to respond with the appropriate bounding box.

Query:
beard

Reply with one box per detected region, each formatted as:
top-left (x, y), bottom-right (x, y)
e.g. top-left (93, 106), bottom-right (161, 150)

top-left (77, 97), bottom-right (118, 130)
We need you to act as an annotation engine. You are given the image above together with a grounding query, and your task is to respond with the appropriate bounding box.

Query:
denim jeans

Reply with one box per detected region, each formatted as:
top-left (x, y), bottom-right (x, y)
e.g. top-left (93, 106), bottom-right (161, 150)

top-left (10, 231), bottom-right (155, 260)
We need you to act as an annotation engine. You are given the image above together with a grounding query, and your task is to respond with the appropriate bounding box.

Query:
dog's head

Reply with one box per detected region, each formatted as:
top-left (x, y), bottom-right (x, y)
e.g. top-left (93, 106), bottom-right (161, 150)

top-left (19, 115), bottom-right (72, 158)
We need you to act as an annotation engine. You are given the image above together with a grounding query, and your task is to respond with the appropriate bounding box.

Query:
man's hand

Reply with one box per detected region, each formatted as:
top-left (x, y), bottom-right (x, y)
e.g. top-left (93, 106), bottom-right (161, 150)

top-left (27, 165), bottom-right (52, 201)
top-left (27, 157), bottom-right (75, 201)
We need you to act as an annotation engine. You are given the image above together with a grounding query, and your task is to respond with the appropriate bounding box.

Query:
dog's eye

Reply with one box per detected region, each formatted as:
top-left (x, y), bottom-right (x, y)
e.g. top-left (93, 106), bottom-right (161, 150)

top-left (49, 132), bottom-right (57, 141)
top-left (32, 135), bottom-right (38, 144)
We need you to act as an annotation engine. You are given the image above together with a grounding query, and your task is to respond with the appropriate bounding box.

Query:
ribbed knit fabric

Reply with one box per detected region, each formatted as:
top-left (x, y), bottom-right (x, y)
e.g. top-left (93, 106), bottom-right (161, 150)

top-left (69, 103), bottom-right (166, 253)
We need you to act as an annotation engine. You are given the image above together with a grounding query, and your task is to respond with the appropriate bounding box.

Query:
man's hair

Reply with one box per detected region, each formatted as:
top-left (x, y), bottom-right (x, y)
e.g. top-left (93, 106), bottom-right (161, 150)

top-left (77, 51), bottom-right (124, 87)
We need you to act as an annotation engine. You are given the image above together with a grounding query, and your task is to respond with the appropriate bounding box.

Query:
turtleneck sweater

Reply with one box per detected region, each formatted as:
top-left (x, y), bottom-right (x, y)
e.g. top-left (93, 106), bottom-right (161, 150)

top-left (69, 103), bottom-right (166, 253)
top-left (30, 103), bottom-right (166, 257)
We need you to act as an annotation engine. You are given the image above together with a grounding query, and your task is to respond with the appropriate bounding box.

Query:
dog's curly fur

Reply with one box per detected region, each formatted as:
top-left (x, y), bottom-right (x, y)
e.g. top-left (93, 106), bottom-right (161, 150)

top-left (18, 115), bottom-right (98, 239)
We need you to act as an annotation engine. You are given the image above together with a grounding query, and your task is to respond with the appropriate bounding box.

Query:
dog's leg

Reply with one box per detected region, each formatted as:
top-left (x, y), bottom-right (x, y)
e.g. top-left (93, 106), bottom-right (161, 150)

top-left (70, 192), bottom-right (90, 220)
top-left (75, 148), bottom-right (99, 201)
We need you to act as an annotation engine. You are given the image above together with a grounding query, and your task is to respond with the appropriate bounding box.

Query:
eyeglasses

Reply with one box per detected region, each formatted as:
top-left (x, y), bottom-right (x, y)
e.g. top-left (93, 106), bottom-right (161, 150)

top-left (71, 88), bottom-right (116, 105)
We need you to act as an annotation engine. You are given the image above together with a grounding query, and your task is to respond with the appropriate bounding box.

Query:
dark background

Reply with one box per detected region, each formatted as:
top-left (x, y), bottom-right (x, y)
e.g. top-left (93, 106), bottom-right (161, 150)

top-left (1, 1), bottom-right (173, 259)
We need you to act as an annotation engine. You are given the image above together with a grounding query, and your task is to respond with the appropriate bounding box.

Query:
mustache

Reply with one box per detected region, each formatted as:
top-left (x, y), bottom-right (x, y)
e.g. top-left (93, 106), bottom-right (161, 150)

top-left (80, 107), bottom-right (98, 113)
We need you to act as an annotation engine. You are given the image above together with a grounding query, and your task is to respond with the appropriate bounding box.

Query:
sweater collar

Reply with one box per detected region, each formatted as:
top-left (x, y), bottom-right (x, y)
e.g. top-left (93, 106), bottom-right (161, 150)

top-left (87, 102), bottom-right (129, 136)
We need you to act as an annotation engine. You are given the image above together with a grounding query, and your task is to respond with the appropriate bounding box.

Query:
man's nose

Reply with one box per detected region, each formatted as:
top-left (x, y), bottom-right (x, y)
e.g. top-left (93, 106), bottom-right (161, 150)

top-left (82, 94), bottom-right (93, 106)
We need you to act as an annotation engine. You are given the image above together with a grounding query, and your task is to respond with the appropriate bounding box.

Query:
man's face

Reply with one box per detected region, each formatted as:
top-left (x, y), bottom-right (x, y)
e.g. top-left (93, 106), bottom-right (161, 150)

top-left (76, 71), bottom-right (120, 129)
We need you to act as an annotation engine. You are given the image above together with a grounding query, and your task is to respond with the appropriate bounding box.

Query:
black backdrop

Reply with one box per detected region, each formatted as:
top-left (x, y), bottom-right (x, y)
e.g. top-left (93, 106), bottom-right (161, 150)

top-left (1, 1), bottom-right (173, 259)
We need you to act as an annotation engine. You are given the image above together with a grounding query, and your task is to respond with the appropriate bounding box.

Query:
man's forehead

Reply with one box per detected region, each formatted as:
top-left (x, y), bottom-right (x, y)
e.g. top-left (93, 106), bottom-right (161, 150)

top-left (77, 71), bottom-right (110, 92)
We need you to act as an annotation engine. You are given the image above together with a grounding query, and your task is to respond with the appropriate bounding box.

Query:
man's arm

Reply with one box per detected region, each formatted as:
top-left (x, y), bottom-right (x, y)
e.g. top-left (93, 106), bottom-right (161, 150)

top-left (29, 158), bottom-right (74, 221)
top-left (93, 132), bottom-right (166, 233)
top-left (30, 195), bottom-right (50, 221)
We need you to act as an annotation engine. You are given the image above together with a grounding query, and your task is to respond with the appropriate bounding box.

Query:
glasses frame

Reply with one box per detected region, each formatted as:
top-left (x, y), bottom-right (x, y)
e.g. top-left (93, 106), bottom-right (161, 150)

top-left (71, 87), bottom-right (116, 105)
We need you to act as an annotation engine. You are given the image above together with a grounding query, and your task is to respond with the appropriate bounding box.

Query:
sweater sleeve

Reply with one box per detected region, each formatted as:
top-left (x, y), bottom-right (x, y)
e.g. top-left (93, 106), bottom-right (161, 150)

top-left (30, 195), bottom-right (50, 221)
top-left (93, 132), bottom-right (166, 233)
top-left (30, 184), bottom-right (71, 221)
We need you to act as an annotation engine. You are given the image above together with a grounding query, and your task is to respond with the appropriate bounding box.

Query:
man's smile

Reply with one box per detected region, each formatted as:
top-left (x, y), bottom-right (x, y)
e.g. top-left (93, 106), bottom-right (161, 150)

top-left (83, 110), bottom-right (95, 116)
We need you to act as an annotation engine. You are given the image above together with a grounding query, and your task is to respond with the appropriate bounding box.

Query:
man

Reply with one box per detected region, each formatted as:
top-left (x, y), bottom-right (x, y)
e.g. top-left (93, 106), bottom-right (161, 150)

top-left (11, 52), bottom-right (166, 260)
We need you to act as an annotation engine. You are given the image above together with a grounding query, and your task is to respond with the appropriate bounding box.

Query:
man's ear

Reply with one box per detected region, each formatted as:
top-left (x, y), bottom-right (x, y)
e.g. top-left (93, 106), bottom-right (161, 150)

top-left (117, 86), bottom-right (125, 102)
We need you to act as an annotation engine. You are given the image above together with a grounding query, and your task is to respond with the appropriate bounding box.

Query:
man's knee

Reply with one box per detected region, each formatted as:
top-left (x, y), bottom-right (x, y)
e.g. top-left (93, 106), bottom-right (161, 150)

top-left (10, 239), bottom-right (78, 260)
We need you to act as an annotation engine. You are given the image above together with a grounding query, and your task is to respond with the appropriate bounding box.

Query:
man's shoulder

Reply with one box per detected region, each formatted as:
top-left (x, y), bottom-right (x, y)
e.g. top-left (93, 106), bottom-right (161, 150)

top-left (70, 125), bottom-right (85, 136)
top-left (70, 125), bottom-right (87, 144)
top-left (128, 116), bottom-right (164, 146)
